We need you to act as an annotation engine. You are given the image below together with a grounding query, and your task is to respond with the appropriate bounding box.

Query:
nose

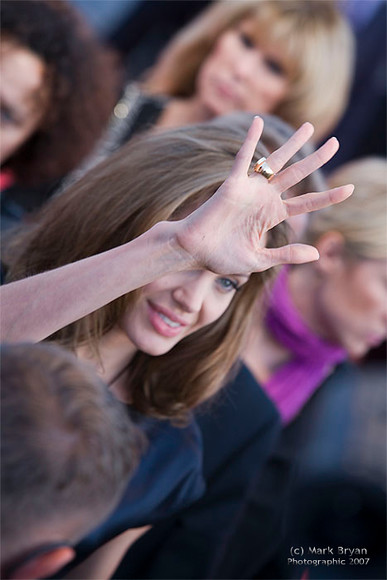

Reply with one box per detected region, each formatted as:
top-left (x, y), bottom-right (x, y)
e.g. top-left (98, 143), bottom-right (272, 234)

top-left (172, 272), bottom-right (211, 314)
top-left (232, 51), bottom-right (254, 81)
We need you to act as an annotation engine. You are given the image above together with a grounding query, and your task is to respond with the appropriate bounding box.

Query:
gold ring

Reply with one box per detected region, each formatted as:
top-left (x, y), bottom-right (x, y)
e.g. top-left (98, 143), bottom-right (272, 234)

top-left (254, 157), bottom-right (275, 182)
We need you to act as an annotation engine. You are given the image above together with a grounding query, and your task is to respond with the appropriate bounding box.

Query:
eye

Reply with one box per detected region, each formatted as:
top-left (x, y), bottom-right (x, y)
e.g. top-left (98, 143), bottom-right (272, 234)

top-left (264, 57), bottom-right (285, 76)
top-left (0, 104), bottom-right (16, 125)
top-left (216, 277), bottom-right (241, 293)
top-left (239, 32), bottom-right (255, 49)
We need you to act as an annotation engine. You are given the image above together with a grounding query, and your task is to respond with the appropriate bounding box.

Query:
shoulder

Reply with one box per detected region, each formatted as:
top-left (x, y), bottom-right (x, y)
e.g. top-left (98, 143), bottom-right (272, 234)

top-left (196, 363), bottom-right (281, 479)
top-left (133, 412), bottom-right (204, 502)
top-left (197, 363), bottom-right (280, 443)
top-left (112, 82), bottom-right (168, 144)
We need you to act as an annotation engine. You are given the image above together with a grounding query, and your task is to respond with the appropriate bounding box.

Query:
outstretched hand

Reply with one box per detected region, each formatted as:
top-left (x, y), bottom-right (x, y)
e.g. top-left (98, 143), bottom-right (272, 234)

top-left (177, 116), bottom-right (353, 275)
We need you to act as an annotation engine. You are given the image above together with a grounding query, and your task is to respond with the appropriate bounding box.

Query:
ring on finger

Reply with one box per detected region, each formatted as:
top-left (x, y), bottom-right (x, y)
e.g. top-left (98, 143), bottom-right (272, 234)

top-left (254, 157), bottom-right (275, 182)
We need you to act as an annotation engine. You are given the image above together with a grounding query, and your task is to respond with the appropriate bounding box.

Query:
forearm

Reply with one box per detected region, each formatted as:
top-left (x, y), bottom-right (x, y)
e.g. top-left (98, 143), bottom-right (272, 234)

top-left (1, 222), bottom-right (192, 343)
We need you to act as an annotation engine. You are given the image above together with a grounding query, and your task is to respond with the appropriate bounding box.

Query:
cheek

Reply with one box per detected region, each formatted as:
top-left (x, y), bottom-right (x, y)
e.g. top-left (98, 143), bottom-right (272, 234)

top-left (330, 277), bottom-right (380, 332)
top-left (249, 74), bottom-right (287, 112)
top-left (197, 48), bottom-right (221, 88)
top-left (198, 295), bottom-right (234, 330)
top-left (199, 33), bottom-right (236, 77)
top-left (210, 33), bottom-right (235, 61)
top-left (346, 268), bottom-right (382, 314)
top-left (0, 117), bottom-right (41, 163)
top-left (0, 127), bottom-right (21, 162)
top-left (355, 288), bottom-right (386, 322)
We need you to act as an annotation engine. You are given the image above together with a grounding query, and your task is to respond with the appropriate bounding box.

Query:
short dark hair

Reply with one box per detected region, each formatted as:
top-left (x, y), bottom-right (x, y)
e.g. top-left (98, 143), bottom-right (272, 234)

top-left (1, 0), bottom-right (121, 184)
top-left (1, 342), bottom-right (140, 552)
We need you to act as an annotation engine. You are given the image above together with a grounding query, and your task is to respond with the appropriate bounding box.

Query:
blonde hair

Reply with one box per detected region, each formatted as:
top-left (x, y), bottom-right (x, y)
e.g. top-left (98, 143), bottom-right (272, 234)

top-left (303, 157), bottom-right (387, 260)
top-left (6, 115), bottom-right (286, 421)
top-left (145, 0), bottom-right (354, 141)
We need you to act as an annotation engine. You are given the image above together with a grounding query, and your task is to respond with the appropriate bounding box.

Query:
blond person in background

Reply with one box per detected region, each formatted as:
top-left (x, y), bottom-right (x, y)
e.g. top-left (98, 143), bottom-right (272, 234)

top-left (244, 157), bottom-right (387, 425)
top-left (59, 0), bottom-right (354, 191)
top-left (145, 0), bottom-right (354, 141)
top-left (212, 156), bottom-right (386, 579)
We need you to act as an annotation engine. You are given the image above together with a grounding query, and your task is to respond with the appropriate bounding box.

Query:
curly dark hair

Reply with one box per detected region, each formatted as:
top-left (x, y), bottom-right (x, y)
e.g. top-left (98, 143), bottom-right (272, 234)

top-left (1, 0), bottom-right (122, 184)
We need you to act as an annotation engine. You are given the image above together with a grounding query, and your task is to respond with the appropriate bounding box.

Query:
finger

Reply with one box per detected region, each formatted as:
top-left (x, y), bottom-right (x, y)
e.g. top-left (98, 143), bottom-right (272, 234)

top-left (274, 137), bottom-right (339, 192)
top-left (284, 184), bottom-right (354, 217)
top-left (266, 122), bottom-right (315, 173)
top-left (232, 116), bottom-right (264, 175)
top-left (256, 244), bottom-right (320, 271)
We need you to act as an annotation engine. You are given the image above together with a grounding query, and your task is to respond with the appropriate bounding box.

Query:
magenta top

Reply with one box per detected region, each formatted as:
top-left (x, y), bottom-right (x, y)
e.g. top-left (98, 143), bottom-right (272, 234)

top-left (262, 267), bottom-right (347, 425)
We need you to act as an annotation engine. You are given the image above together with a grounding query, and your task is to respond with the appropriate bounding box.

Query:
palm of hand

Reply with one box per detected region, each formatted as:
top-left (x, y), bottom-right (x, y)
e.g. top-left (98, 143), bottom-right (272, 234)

top-left (178, 117), bottom-right (353, 276)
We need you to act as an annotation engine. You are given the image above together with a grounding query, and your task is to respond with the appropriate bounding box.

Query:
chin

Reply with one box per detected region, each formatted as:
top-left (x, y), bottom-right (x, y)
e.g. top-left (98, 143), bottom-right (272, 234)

top-left (346, 343), bottom-right (369, 361)
top-left (202, 93), bottom-right (232, 117)
top-left (144, 347), bottom-right (171, 357)
top-left (138, 340), bottom-right (177, 357)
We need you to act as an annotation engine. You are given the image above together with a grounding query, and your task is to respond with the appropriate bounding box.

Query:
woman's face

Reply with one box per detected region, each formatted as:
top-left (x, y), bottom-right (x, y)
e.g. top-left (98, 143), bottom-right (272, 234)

top-left (119, 270), bottom-right (249, 356)
top-left (315, 257), bottom-right (387, 358)
top-left (0, 41), bottom-right (47, 165)
top-left (196, 20), bottom-right (289, 117)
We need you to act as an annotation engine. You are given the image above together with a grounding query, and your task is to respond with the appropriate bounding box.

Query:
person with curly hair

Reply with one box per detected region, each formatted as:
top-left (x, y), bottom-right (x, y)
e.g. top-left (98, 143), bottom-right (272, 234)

top-left (0, 0), bottom-right (121, 222)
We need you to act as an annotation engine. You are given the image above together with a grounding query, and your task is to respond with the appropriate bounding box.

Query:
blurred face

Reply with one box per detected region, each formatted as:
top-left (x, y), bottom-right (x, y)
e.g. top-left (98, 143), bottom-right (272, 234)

top-left (196, 20), bottom-right (289, 117)
top-left (0, 41), bottom-right (47, 164)
top-left (315, 258), bottom-right (387, 358)
top-left (119, 270), bottom-right (249, 356)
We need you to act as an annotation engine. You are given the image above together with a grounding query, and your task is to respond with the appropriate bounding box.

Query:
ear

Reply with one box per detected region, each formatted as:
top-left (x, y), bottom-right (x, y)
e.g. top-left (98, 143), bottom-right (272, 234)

top-left (9, 546), bottom-right (74, 580)
top-left (314, 231), bottom-right (346, 275)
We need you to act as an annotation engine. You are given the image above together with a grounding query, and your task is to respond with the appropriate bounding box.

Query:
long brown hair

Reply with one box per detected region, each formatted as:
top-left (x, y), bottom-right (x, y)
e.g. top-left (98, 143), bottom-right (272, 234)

top-left (6, 116), bottom-right (285, 420)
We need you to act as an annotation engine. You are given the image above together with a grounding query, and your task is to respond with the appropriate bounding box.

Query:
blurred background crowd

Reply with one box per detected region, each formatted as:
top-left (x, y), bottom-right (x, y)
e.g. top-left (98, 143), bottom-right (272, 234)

top-left (1, 1), bottom-right (386, 579)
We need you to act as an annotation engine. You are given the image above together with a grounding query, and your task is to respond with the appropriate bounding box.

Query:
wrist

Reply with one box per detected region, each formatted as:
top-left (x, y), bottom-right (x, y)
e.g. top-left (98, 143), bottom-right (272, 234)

top-left (140, 221), bottom-right (197, 275)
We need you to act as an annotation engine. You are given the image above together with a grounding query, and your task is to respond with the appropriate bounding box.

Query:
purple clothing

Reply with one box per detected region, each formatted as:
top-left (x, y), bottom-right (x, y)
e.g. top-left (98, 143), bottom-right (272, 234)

top-left (263, 267), bottom-right (346, 425)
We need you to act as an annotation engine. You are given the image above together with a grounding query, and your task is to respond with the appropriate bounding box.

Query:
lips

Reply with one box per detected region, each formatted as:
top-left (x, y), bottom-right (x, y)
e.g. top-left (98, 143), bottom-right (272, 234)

top-left (147, 301), bottom-right (189, 338)
top-left (213, 78), bottom-right (239, 103)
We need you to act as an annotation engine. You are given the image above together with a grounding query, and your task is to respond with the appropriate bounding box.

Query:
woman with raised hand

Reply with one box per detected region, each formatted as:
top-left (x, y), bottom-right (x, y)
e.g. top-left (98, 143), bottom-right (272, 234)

top-left (1, 116), bottom-right (352, 573)
top-left (2, 117), bottom-right (352, 355)
top-left (109, 112), bottom-right (330, 580)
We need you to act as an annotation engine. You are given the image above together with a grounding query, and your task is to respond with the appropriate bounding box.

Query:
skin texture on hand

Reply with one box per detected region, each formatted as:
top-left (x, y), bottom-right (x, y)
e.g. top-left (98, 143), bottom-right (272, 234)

top-left (176, 117), bottom-right (353, 275)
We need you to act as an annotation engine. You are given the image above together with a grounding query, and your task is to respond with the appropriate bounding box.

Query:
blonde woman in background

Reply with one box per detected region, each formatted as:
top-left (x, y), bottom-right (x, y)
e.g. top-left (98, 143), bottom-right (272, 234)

top-left (58, 0), bottom-right (354, 192)
top-left (145, 0), bottom-right (354, 141)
